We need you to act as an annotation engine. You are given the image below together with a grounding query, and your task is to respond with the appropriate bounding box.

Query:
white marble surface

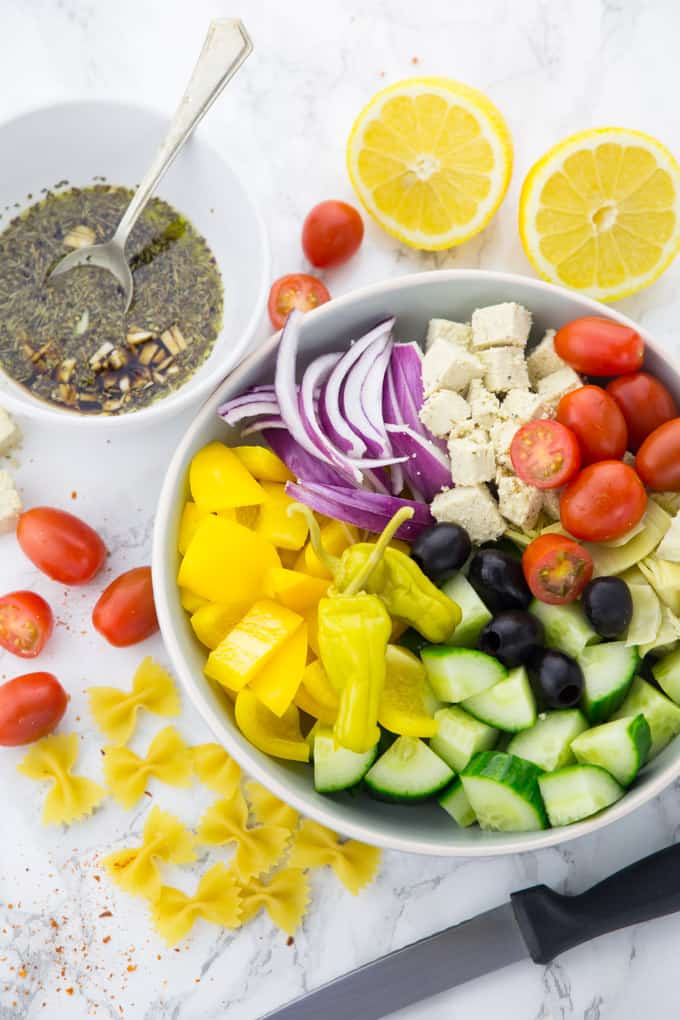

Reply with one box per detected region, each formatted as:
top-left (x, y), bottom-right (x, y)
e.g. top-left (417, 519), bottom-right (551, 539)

top-left (2, 0), bottom-right (680, 1017)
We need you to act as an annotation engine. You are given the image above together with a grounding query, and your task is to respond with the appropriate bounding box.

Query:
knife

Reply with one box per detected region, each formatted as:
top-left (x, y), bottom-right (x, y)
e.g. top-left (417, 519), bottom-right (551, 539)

top-left (264, 840), bottom-right (680, 1020)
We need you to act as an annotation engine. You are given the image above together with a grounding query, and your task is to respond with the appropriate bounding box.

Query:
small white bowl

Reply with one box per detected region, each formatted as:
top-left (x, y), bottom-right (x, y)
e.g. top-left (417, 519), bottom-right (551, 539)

top-left (153, 269), bottom-right (680, 856)
top-left (0, 101), bottom-right (269, 428)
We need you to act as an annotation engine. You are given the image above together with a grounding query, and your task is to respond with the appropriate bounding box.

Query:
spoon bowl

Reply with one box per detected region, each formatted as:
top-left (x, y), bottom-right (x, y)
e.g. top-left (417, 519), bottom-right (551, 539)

top-left (49, 238), bottom-right (134, 311)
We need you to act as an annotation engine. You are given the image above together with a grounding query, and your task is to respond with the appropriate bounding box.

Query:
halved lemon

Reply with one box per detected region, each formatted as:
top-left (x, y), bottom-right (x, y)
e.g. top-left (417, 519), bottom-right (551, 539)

top-left (519, 128), bottom-right (680, 301)
top-left (347, 78), bottom-right (513, 251)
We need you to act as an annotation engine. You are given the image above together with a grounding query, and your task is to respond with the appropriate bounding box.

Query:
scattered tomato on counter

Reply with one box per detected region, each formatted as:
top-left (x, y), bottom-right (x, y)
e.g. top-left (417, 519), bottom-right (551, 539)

top-left (606, 372), bottom-right (679, 451)
top-left (268, 273), bottom-right (331, 330)
top-left (0, 671), bottom-right (68, 745)
top-left (635, 418), bottom-right (680, 491)
top-left (93, 566), bottom-right (159, 647)
top-left (17, 506), bottom-right (107, 584)
top-left (522, 534), bottom-right (593, 605)
top-left (510, 419), bottom-right (581, 489)
top-left (556, 385), bottom-right (628, 465)
top-left (560, 460), bottom-right (648, 542)
top-left (302, 200), bottom-right (364, 268)
top-left (0, 590), bottom-right (53, 658)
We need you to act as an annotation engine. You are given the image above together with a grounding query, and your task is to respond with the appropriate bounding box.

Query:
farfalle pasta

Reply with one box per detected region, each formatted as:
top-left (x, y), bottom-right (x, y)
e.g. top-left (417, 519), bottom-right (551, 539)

top-left (103, 806), bottom-right (196, 900)
top-left (288, 820), bottom-right (381, 895)
top-left (192, 742), bottom-right (241, 797)
top-left (151, 863), bottom-right (241, 945)
top-left (239, 868), bottom-right (310, 935)
top-left (197, 788), bottom-right (290, 878)
top-left (17, 733), bottom-right (106, 826)
top-left (104, 726), bottom-right (192, 808)
top-left (245, 779), bottom-right (299, 832)
top-left (87, 657), bottom-right (181, 744)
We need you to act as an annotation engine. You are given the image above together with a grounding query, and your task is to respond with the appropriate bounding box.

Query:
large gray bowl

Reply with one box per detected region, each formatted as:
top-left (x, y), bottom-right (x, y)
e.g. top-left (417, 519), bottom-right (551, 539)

top-left (152, 269), bottom-right (680, 856)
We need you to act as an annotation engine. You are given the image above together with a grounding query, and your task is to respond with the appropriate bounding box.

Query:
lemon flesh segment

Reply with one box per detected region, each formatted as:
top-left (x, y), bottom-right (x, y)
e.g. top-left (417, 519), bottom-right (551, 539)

top-left (347, 77), bottom-right (513, 251)
top-left (519, 128), bottom-right (680, 301)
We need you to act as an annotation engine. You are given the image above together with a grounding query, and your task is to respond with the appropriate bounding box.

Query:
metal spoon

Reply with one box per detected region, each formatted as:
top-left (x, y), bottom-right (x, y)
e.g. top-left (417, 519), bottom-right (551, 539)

top-left (48, 18), bottom-right (252, 312)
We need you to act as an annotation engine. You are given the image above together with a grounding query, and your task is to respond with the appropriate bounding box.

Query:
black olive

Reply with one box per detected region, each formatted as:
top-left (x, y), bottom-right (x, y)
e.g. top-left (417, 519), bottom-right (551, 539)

top-left (478, 611), bottom-right (545, 668)
top-left (529, 649), bottom-right (584, 709)
top-left (410, 523), bottom-right (471, 583)
top-left (582, 576), bottom-right (633, 638)
top-left (467, 548), bottom-right (532, 614)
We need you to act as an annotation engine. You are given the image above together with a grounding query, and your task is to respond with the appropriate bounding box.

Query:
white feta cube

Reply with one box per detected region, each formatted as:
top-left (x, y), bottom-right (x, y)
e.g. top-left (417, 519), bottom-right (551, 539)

top-left (527, 330), bottom-right (569, 385)
top-left (496, 471), bottom-right (543, 531)
top-left (500, 388), bottom-right (554, 424)
top-left (542, 489), bottom-right (562, 521)
top-left (467, 378), bottom-right (501, 429)
top-left (480, 347), bottom-right (530, 393)
top-left (426, 319), bottom-right (472, 350)
top-left (471, 302), bottom-right (532, 351)
top-left (0, 408), bottom-right (19, 457)
top-left (490, 419), bottom-right (520, 471)
top-left (447, 432), bottom-right (496, 485)
top-left (0, 470), bottom-right (21, 534)
top-left (536, 367), bottom-right (583, 407)
top-left (431, 484), bottom-right (506, 544)
top-left (422, 339), bottom-right (484, 395)
top-left (419, 390), bottom-right (470, 438)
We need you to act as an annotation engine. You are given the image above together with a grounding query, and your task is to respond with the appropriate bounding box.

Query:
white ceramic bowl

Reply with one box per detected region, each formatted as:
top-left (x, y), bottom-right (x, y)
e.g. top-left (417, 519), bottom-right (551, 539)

top-left (0, 101), bottom-right (269, 428)
top-left (153, 269), bottom-right (680, 856)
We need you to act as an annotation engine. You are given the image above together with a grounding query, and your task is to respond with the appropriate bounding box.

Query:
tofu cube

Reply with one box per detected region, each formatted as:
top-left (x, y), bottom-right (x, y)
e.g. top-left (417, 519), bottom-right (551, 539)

top-left (500, 388), bottom-right (554, 424)
top-left (536, 367), bottom-right (583, 407)
top-left (471, 302), bottom-right (532, 350)
top-left (447, 431), bottom-right (496, 485)
top-left (497, 471), bottom-right (543, 531)
top-left (426, 319), bottom-right (472, 350)
top-left (480, 347), bottom-right (530, 393)
top-left (422, 339), bottom-right (484, 395)
top-left (490, 419), bottom-right (520, 471)
top-left (0, 470), bottom-right (21, 534)
top-left (542, 489), bottom-right (562, 521)
top-left (0, 408), bottom-right (20, 457)
top-left (432, 484), bottom-right (506, 544)
top-left (467, 378), bottom-right (501, 429)
top-left (527, 330), bottom-right (568, 385)
top-left (419, 390), bottom-right (470, 438)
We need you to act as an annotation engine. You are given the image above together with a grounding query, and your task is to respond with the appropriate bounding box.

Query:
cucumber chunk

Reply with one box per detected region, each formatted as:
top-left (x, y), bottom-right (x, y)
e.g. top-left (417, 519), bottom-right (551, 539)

top-left (462, 666), bottom-right (537, 732)
top-left (364, 735), bottom-right (454, 803)
top-left (612, 676), bottom-right (680, 758)
top-left (440, 573), bottom-right (492, 648)
top-left (653, 647), bottom-right (680, 705)
top-left (571, 714), bottom-right (651, 786)
top-left (421, 647), bottom-right (506, 702)
top-left (530, 599), bottom-right (600, 658)
top-left (461, 751), bottom-right (547, 831)
top-left (578, 641), bottom-right (639, 724)
top-left (538, 764), bottom-right (624, 827)
top-left (507, 709), bottom-right (588, 772)
top-left (438, 776), bottom-right (477, 827)
top-left (429, 706), bottom-right (498, 772)
top-left (313, 729), bottom-right (377, 793)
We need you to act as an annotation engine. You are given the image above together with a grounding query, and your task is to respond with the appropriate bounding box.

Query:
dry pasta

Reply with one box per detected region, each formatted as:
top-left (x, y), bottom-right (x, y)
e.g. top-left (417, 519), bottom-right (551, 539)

top-left (87, 657), bottom-right (181, 744)
top-left (17, 733), bottom-right (105, 825)
top-left (288, 820), bottom-right (381, 895)
top-left (103, 806), bottom-right (196, 900)
top-left (197, 788), bottom-right (290, 879)
top-left (151, 863), bottom-right (241, 945)
top-left (104, 726), bottom-right (192, 808)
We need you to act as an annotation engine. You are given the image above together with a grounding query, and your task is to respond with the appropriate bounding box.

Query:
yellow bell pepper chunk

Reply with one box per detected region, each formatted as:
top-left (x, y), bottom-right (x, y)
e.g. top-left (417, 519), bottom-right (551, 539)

top-left (294, 684), bottom-right (337, 725)
top-left (234, 506), bottom-right (259, 528)
top-left (190, 441), bottom-right (265, 511)
top-left (190, 603), bottom-right (245, 650)
top-left (217, 508), bottom-right (237, 521)
top-left (277, 548), bottom-right (300, 568)
top-left (179, 588), bottom-right (209, 613)
top-left (178, 501), bottom-right (211, 555)
top-left (235, 689), bottom-right (309, 762)
top-left (178, 515), bottom-right (280, 606)
top-left (205, 599), bottom-right (303, 691)
top-left (300, 660), bottom-right (339, 713)
top-left (250, 624), bottom-right (307, 716)
top-left (295, 521), bottom-right (360, 578)
top-left (378, 645), bottom-right (440, 738)
top-left (233, 445), bottom-right (294, 483)
top-left (263, 568), bottom-right (329, 613)
top-left (302, 606), bottom-right (320, 657)
top-left (254, 483), bottom-right (309, 551)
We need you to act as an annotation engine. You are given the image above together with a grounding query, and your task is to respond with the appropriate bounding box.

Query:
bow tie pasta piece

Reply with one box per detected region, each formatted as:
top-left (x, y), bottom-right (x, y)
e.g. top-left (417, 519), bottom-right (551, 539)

top-left (245, 780), bottom-right (299, 832)
top-left (239, 868), bottom-right (310, 935)
top-left (191, 743), bottom-right (241, 798)
top-left (104, 726), bottom-right (192, 808)
top-left (103, 806), bottom-right (196, 900)
top-left (289, 820), bottom-right (381, 895)
top-left (197, 788), bottom-right (290, 879)
top-left (151, 863), bottom-right (242, 946)
top-left (87, 658), bottom-right (181, 743)
top-left (17, 733), bottom-right (106, 825)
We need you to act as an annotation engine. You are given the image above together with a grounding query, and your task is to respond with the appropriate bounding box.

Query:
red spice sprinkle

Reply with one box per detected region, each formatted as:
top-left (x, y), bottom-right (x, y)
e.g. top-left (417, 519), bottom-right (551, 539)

top-left (71, 491), bottom-right (77, 499)
top-left (66, 988), bottom-right (74, 996)
top-left (286, 936), bottom-right (294, 946)
top-left (99, 910), bottom-right (113, 918)
top-left (50, 919), bottom-right (59, 929)
top-left (93, 875), bottom-right (101, 882)
top-left (102, 936), bottom-right (111, 944)
top-left (411, 55), bottom-right (419, 64)
top-left (126, 965), bottom-right (137, 972)
top-left (18, 968), bottom-right (26, 978)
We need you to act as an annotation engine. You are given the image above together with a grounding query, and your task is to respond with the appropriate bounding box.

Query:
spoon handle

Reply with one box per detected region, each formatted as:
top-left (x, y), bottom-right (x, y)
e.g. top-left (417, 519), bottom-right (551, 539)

top-left (113, 19), bottom-right (252, 246)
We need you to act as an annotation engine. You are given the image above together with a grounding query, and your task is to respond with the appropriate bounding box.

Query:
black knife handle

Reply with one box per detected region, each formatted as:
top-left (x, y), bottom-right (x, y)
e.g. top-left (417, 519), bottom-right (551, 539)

top-left (511, 840), bottom-right (680, 965)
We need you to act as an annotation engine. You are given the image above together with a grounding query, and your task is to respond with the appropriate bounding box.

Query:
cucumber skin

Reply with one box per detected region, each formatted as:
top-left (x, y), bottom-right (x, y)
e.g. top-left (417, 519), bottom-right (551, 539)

top-left (538, 764), bottom-right (624, 827)
top-left (612, 677), bottom-right (680, 758)
top-left (579, 644), bottom-right (639, 725)
top-left (461, 751), bottom-right (548, 829)
top-left (570, 714), bottom-right (651, 787)
top-left (653, 647), bottom-right (680, 705)
top-left (438, 777), bottom-right (477, 827)
top-left (313, 736), bottom-right (378, 794)
top-left (365, 737), bottom-right (454, 804)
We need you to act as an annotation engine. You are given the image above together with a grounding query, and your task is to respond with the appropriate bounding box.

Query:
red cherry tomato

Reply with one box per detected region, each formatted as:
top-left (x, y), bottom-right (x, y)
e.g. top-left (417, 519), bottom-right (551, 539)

top-left (0, 591), bottom-right (54, 658)
top-left (17, 507), bottom-right (106, 585)
top-left (522, 534), bottom-right (593, 605)
top-left (556, 385), bottom-right (628, 465)
top-left (92, 566), bottom-right (159, 647)
top-left (302, 200), bottom-right (364, 268)
top-left (554, 317), bottom-right (644, 376)
top-left (268, 274), bottom-right (331, 330)
top-left (0, 672), bottom-right (68, 746)
top-left (510, 419), bottom-right (581, 489)
top-left (635, 418), bottom-right (680, 491)
top-left (560, 461), bottom-right (648, 542)
top-left (607, 372), bottom-right (679, 451)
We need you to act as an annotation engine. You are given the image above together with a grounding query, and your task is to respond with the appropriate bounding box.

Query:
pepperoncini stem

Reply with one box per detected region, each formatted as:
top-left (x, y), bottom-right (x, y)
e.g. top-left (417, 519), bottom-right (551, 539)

top-left (287, 503), bottom-right (340, 575)
top-left (342, 507), bottom-right (414, 597)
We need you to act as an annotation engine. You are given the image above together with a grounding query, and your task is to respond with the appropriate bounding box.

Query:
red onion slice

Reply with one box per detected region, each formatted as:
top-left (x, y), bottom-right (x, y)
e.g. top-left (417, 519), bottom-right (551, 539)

top-left (286, 481), bottom-right (433, 541)
top-left (386, 423), bottom-right (452, 502)
top-left (265, 429), bottom-right (349, 487)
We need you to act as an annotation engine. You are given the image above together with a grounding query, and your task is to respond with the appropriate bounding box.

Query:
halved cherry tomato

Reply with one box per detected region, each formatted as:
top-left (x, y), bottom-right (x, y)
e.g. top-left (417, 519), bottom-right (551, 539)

top-left (0, 591), bottom-right (53, 658)
top-left (0, 672), bottom-right (68, 745)
top-left (92, 566), bottom-right (158, 647)
top-left (607, 372), bottom-right (679, 451)
top-left (560, 461), bottom-right (648, 542)
top-left (302, 200), bottom-right (364, 268)
top-left (635, 418), bottom-right (680, 491)
top-left (17, 507), bottom-right (107, 584)
top-left (556, 385), bottom-right (628, 465)
top-left (522, 534), bottom-right (593, 605)
top-left (555, 317), bottom-right (644, 376)
top-left (510, 419), bottom-right (581, 490)
top-left (268, 274), bottom-right (331, 330)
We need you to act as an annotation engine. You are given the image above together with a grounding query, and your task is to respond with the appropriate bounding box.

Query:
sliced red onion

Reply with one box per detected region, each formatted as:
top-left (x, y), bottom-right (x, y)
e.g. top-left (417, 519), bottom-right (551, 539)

top-left (286, 481), bottom-right (433, 541)
top-left (343, 333), bottom-right (393, 458)
top-left (386, 423), bottom-right (452, 502)
top-left (388, 343), bottom-right (427, 436)
top-left (220, 399), bottom-right (280, 425)
top-left (265, 429), bottom-right (349, 487)
top-left (382, 367), bottom-right (406, 496)
top-left (241, 416), bottom-right (285, 436)
top-left (299, 352), bottom-right (347, 474)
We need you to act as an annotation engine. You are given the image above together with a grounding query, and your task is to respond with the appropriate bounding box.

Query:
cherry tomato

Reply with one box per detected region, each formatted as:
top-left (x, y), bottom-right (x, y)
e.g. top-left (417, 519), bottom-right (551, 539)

top-left (635, 418), bottom-right (680, 491)
top-left (522, 534), bottom-right (593, 605)
top-left (0, 672), bottom-right (68, 746)
top-left (268, 274), bottom-right (331, 330)
top-left (510, 419), bottom-right (581, 490)
top-left (92, 566), bottom-right (158, 647)
top-left (17, 507), bottom-right (106, 585)
top-left (607, 372), bottom-right (679, 451)
top-left (0, 591), bottom-right (54, 658)
top-left (556, 385), bottom-right (628, 465)
top-left (302, 200), bottom-right (364, 268)
top-left (560, 461), bottom-right (648, 542)
top-left (554, 317), bottom-right (644, 376)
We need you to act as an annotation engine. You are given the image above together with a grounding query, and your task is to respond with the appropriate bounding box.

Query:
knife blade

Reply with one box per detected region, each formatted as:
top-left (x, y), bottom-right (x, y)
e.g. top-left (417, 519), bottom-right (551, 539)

top-left (264, 840), bottom-right (680, 1020)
